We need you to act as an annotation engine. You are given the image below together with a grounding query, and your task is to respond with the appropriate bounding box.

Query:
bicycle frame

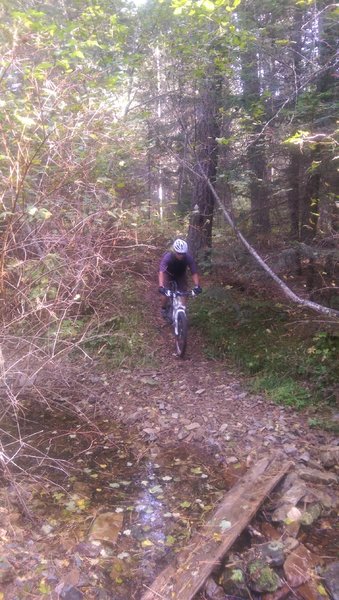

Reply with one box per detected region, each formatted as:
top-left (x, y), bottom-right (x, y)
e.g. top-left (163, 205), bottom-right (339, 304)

top-left (165, 283), bottom-right (195, 357)
top-left (171, 292), bottom-right (186, 335)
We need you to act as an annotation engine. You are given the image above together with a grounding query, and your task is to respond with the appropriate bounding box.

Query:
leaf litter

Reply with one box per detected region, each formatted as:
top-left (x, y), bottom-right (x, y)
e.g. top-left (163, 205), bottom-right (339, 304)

top-left (0, 409), bottom-right (230, 599)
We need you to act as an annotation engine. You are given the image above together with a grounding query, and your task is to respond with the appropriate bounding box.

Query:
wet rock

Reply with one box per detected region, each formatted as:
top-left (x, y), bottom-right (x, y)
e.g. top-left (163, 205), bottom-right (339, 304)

top-left (283, 544), bottom-right (314, 587)
top-left (271, 482), bottom-right (306, 522)
top-left (319, 446), bottom-right (339, 468)
top-left (60, 585), bottom-right (83, 600)
top-left (248, 560), bottom-right (281, 593)
top-left (283, 443), bottom-right (298, 456)
top-left (323, 562), bottom-right (339, 600)
top-left (89, 512), bottom-right (123, 544)
top-left (220, 565), bottom-right (247, 597)
top-left (177, 429), bottom-right (189, 440)
top-left (185, 422), bottom-right (201, 431)
top-left (257, 541), bottom-right (285, 567)
top-left (261, 522), bottom-right (281, 540)
top-left (302, 487), bottom-right (335, 509)
top-left (282, 536), bottom-right (299, 553)
top-left (75, 541), bottom-right (101, 558)
top-left (0, 557), bottom-right (15, 583)
top-left (226, 456), bottom-right (239, 465)
top-left (272, 503), bottom-right (299, 523)
top-left (297, 467), bottom-right (337, 485)
top-left (263, 583), bottom-right (290, 600)
top-left (204, 576), bottom-right (228, 599)
top-left (142, 428), bottom-right (158, 441)
top-left (298, 579), bottom-right (330, 600)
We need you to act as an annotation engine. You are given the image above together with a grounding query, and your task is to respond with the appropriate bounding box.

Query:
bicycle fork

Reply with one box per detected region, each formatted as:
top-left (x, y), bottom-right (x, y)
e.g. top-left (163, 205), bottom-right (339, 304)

top-left (173, 298), bottom-right (186, 335)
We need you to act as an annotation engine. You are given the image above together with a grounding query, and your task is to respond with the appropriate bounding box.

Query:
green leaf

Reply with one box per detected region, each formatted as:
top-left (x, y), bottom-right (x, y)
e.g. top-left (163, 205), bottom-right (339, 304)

top-left (71, 50), bottom-right (85, 59)
top-left (141, 539), bottom-right (154, 547)
top-left (165, 535), bottom-right (176, 546)
top-left (38, 580), bottom-right (51, 595)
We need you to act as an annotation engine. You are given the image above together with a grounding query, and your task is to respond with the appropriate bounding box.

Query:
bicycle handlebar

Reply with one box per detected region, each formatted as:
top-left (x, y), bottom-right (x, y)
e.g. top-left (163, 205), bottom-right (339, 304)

top-left (164, 288), bottom-right (197, 298)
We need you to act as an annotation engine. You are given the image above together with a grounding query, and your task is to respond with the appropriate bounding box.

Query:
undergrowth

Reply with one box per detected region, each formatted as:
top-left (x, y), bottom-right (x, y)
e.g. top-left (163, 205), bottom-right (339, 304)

top-left (81, 275), bottom-right (156, 367)
top-left (190, 285), bottom-right (339, 409)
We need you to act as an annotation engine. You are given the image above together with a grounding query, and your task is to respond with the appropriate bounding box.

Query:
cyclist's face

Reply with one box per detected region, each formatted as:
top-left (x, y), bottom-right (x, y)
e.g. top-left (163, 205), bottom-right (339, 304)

top-left (175, 252), bottom-right (185, 260)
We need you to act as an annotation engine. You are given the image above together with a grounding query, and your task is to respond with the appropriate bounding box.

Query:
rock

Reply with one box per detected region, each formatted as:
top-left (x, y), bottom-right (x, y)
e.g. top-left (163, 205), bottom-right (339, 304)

top-left (220, 565), bottom-right (247, 597)
top-left (204, 576), bottom-right (228, 599)
top-left (283, 443), bottom-right (298, 456)
top-left (0, 557), bottom-right (15, 583)
top-left (281, 481), bottom-right (307, 505)
top-left (60, 585), bottom-right (83, 600)
top-left (177, 429), bottom-right (189, 440)
top-left (283, 544), bottom-right (314, 587)
top-left (261, 522), bottom-right (281, 540)
top-left (302, 487), bottom-right (335, 509)
top-left (282, 537), bottom-right (299, 553)
top-left (319, 446), bottom-right (339, 468)
top-left (272, 503), bottom-right (297, 523)
top-left (142, 428), bottom-right (158, 441)
top-left (89, 512), bottom-right (123, 544)
top-left (75, 541), bottom-right (101, 558)
top-left (185, 422), bottom-right (201, 430)
top-left (298, 467), bottom-right (337, 485)
top-left (263, 583), bottom-right (290, 600)
top-left (257, 541), bottom-right (285, 567)
top-left (248, 560), bottom-right (281, 593)
top-left (287, 506), bottom-right (302, 522)
top-left (298, 579), bottom-right (330, 600)
top-left (226, 456), bottom-right (239, 465)
top-left (323, 562), bottom-right (339, 600)
top-left (271, 482), bottom-right (307, 522)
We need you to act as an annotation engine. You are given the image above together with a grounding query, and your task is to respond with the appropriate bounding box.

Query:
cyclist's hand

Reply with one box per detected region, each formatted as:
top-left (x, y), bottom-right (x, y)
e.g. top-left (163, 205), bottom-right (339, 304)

top-left (193, 285), bottom-right (202, 295)
top-left (158, 286), bottom-right (166, 295)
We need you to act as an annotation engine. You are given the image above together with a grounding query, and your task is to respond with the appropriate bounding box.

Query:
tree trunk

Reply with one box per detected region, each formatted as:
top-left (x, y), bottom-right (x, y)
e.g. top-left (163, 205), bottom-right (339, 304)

top-left (287, 7), bottom-right (304, 240)
top-left (188, 74), bottom-right (221, 258)
top-left (287, 151), bottom-right (301, 240)
top-left (241, 50), bottom-right (270, 235)
top-left (300, 2), bottom-right (337, 241)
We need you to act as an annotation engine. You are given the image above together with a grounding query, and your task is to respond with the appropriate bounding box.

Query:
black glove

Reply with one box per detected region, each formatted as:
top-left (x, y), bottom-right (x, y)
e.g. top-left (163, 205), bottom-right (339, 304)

top-left (193, 285), bottom-right (202, 295)
top-left (158, 286), bottom-right (166, 295)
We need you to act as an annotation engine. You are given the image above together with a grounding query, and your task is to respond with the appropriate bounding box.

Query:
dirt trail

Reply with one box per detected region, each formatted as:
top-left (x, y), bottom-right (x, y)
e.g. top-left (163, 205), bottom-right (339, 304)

top-left (90, 286), bottom-right (338, 469)
top-left (1, 278), bottom-right (338, 600)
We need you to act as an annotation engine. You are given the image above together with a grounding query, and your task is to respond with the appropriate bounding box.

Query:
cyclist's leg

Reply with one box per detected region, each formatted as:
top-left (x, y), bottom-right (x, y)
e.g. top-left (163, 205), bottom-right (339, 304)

top-left (161, 274), bottom-right (172, 318)
top-left (175, 274), bottom-right (188, 305)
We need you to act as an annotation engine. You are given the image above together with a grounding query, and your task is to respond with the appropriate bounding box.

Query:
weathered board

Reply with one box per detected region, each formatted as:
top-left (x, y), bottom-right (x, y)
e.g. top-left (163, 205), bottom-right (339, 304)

top-left (141, 454), bottom-right (292, 600)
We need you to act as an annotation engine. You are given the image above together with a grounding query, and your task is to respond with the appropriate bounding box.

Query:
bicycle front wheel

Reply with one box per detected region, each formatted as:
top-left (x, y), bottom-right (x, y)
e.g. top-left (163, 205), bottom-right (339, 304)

top-left (175, 311), bottom-right (188, 358)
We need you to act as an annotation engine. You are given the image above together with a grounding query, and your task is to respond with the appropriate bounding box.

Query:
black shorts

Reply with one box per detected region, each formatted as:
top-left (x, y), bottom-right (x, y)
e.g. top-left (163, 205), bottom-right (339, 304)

top-left (163, 273), bottom-right (187, 292)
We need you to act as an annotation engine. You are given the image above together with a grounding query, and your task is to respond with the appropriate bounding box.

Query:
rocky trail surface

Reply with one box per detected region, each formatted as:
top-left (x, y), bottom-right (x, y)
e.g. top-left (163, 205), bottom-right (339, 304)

top-left (0, 287), bottom-right (338, 600)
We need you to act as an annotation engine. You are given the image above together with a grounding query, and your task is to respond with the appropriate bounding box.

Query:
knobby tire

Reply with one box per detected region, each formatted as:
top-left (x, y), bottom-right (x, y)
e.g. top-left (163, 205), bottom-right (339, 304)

top-left (175, 310), bottom-right (188, 358)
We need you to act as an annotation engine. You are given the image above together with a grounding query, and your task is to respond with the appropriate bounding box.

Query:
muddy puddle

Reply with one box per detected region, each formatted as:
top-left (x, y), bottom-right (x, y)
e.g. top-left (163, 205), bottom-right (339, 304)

top-left (0, 408), bottom-right (235, 599)
top-left (1, 408), bottom-right (338, 600)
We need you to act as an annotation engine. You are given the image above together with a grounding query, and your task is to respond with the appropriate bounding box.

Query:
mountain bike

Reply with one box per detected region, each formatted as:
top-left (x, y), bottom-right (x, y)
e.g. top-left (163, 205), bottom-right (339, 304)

top-left (163, 282), bottom-right (198, 358)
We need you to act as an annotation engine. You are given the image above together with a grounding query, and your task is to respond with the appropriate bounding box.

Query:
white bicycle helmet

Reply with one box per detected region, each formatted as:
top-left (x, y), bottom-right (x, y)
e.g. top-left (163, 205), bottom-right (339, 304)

top-left (173, 238), bottom-right (188, 254)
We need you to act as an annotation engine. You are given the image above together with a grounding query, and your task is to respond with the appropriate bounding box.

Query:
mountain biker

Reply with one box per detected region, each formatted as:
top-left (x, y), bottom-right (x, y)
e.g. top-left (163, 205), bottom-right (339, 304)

top-left (158, 238), bottom-right (202, 319)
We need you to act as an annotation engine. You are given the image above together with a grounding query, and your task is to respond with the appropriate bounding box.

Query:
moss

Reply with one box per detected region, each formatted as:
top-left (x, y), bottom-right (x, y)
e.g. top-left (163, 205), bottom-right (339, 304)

top-left (248, 560), bottom-right (281, 593)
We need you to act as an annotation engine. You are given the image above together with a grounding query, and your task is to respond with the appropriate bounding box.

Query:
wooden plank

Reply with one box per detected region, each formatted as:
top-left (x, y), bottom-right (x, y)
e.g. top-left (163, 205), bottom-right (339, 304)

top-left (141, 454), bottom-right (292, 600)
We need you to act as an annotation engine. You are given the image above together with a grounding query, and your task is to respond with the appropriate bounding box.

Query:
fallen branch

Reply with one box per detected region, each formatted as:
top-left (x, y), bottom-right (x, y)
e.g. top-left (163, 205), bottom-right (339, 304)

top-left (200, 170), bottom-right (339, 319)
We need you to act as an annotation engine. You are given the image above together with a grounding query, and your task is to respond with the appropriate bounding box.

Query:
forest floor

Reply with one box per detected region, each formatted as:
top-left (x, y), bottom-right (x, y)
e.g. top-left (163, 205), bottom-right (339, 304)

top-left (0, 259), bottom-right (339, 600)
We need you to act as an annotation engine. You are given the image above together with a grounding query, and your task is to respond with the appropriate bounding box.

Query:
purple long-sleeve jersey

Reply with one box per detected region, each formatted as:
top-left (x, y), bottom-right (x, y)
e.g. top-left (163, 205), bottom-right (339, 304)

top-left (159, 251), bottom-right (198, 278)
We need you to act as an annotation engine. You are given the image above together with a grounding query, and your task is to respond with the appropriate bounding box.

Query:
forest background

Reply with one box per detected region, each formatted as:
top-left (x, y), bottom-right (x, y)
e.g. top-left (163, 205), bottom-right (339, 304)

top-left (0, 0), bottom-right (338, 482)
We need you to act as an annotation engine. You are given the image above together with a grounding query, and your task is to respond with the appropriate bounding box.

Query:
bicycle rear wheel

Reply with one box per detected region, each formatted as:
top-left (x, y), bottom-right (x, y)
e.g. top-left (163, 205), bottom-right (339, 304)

top-left (175, 310), bottom-right (188, 357)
